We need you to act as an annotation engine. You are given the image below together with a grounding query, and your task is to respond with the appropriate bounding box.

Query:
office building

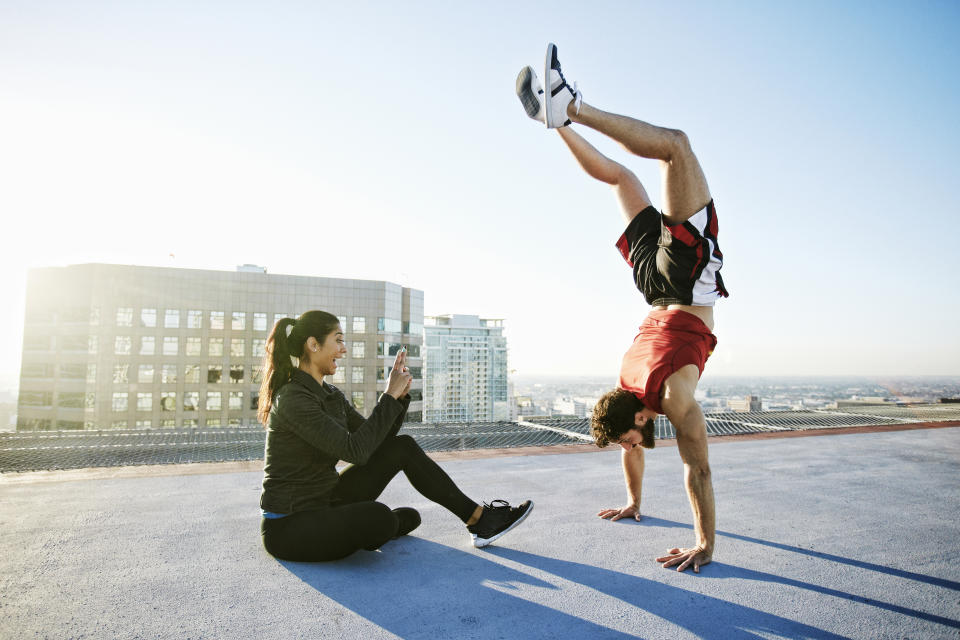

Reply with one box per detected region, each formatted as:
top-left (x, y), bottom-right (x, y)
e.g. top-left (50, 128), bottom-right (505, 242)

top-left (727, 394), bottom-right (763, 412)
top-left (16, 264), bottom-right (423, 430)
top-left (423, 314), bottom-right (507, 423)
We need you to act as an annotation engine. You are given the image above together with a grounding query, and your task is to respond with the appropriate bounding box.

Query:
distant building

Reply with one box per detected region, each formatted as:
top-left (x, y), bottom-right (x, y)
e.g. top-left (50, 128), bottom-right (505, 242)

top-left (553, 396), bottom-right (595, 418)
top-left (728, 395), bottom-right (763, 412)
top-left (17, 264), bottom-right (423, 431)
top-left (423, 315), bottom-right (508, 422)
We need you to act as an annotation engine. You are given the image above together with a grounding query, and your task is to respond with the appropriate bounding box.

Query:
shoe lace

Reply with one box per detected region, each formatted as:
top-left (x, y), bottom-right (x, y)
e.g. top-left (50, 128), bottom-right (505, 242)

top-left (571, 81), bottom-right (582, 115)
top-left (484, 499), bottom-right (510, 511)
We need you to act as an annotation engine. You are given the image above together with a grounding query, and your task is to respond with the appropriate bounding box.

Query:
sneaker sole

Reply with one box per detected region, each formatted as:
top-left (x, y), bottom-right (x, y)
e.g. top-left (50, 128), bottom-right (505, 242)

top-left (544, 43), bottom-right (557, 128)
top-left (516, 66), bottom-right (541, 120)
top-left (472, 501), bottom-right (534, 549)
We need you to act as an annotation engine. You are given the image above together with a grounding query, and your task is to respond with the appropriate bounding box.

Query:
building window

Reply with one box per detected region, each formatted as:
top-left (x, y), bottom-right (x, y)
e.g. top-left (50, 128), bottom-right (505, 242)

top-left (208, 365), bottom-right (222, 384)
top-left (111, 420), bottom-right (128, 429)
top-left (253, 313), bottom-right (267, 331)
top-left (87, 363), bottom-right (97, 383)
top-left (113, 364), bottom-right (129, 384)
top-left (210, 311), bottom-right (225, 330)
top-left (205, 417), bottom-right (221, 427)
top-left (352, 342), bottom-right (365, 358)
top-left (158, 419), bottom-right (176, 428)
top-left (161, 365), bottom-right (178, 384)
top-left (116, 307), bottom-right (133, 327)
top-left (23, 335), bottom-right (50, 350)
top-left (232, 312), bottom-right (246, 330)
top-left (115, 336), bottom-right (132, 355)
top-left (250, 393), bottom-right (259, 411)
top-left (186, 337), bottom-right (202, 356)
top-left (253, 338), bottom-right (266, 357)
top-left (352, 316), bottom-right (366, 333)
top-left (330, 368), bottom-right (346, 384)
top-left (140, 308), bottom-right (157, 328)
top-left (183, 391), bottom-right (199, 411)
top-left (162, 336), bottom-right (179, 356)
top-left (351, 391), bottom-right (365, 411)
top-left (405, 344), bottom-right (421, 357)
top-left (184, 364), bottom-right (201, 384)
top-left (88, 336), bottom-right (98, 354)
top-left (209, 338), bottom-right (224, 357)
top-left (164, 309), bottom-right (180, 328)
top-left (386, 343), bottom-right (404, 356)
top-left (230, 338), bottom-right (245, 358)
top-left (183, 419), bottom-right (198, 428)
top-left (337, 315), bottom-right (347, 330)
top-left (352, 367), bottom-right (364, 384)
top-left (20, 391), bottom-right (52, 406)
top-left (136, 420), bottom-right (152, 428)
top-left (138, 364), bottom-right (154, 384)
top-left (274, 313), bottom-right (291, 327)
top-left (60, 335), bottom-right (87, 351)
top-left (139, 336), bottom-right (155, 356)
top-left (60, 363), bottom-right (85, 379)
top-left (377, 366), bottom-right (385, 381)
top-left (187, 310), bottom-right (203, 328)
top-left (58, 392), bottom-right (86, 408)
top-left (229, 365), bottom-right (244, 384)
top-left (112, 392), bottom-right (129, 412)
top-left (137, 393), bottom-right (153, 411)
top-left (206, 391), bottom-right (222, 411)
top-left (90, 307), bottom-right (100, 326)
top-left (228, 391), bottom-right (243, 411)
top-left (159, 392), bottom-right (176, 411)
top-left (378, 317), bottom-right (401, 333)
top-left (23, 363), bottom-right (53, 378)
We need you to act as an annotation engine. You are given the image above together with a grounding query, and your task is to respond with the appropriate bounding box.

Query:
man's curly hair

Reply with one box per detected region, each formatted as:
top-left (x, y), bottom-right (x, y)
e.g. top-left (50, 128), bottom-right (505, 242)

top-left (590, 388), bottom-right (655, 449)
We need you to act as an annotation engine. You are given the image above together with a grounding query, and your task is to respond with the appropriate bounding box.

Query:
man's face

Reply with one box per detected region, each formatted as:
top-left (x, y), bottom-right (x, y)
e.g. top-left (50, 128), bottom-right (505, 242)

top-left (617, 428), bottom-right (644, 451)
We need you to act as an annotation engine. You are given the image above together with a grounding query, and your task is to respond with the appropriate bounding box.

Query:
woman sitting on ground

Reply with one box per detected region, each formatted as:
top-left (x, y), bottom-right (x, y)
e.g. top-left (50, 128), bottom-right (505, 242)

top-left (258, 310), bottom-right (533, 562)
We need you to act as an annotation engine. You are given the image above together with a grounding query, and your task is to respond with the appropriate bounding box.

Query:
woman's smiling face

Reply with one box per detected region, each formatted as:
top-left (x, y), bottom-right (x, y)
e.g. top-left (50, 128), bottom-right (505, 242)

top-left (307, 325), bottom-right (346, 376)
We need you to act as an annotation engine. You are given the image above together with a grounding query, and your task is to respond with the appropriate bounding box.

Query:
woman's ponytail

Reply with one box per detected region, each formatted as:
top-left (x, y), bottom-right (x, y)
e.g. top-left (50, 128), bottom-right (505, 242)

top-left (257, 317), bottom-right (298, 425)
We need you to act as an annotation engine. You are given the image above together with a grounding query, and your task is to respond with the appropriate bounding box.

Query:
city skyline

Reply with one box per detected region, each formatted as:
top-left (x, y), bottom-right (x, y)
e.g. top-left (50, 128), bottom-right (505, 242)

top-left (2, 2), bottom-right (958, 379)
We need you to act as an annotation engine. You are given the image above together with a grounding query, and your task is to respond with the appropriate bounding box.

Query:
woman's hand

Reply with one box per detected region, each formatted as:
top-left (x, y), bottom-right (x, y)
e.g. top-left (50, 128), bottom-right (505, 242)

top-left (385, 348), bottom-right (413, 400)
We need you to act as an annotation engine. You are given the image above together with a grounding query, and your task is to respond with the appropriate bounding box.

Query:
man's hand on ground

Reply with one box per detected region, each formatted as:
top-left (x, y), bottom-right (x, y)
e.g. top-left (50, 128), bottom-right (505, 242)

top-left (596, 504), bottom-right (641, 521)
top-left (656, 546), bottom-right (712, 573)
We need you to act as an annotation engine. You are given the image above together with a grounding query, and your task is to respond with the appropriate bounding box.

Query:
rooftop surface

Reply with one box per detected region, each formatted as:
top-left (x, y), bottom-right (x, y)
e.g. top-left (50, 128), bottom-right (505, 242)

top-left (2, 424), bottom-right (959, 639)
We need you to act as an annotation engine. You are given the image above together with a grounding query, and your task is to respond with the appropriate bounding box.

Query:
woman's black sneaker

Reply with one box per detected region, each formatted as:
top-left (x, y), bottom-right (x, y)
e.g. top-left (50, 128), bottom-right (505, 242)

top-left (468, 499), bottom-right (534, 548)
top-left (392, 507), bottom-right (421, 538)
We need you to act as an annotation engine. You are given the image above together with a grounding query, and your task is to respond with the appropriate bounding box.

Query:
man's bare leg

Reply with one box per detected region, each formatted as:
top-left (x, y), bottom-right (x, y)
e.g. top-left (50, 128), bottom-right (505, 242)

top-left (556, 126), bottom-right (652, 226)
top-left (568, 102), bottom-right (711, 226)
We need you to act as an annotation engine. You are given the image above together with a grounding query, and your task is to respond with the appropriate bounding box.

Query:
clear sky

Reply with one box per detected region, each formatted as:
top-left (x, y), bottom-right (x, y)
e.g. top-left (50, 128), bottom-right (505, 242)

top-left (1, 0), bottom-right (958, 380)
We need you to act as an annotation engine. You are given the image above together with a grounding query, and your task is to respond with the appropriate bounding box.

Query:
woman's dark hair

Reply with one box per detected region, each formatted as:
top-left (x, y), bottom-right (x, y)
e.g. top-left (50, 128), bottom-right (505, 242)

top-left (590, 388), bottom-right (655, 449)
top-left (257, 310), bottom-right (341, 425)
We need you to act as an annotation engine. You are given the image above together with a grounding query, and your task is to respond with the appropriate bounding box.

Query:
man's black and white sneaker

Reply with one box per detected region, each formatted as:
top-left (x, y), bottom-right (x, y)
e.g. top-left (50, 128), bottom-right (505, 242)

top-left (516, 65), bottom-right (545, 122)
top-left (468, 499), bottom-right (533, 548)
top-left (544, 42), bottom-right (581, 129)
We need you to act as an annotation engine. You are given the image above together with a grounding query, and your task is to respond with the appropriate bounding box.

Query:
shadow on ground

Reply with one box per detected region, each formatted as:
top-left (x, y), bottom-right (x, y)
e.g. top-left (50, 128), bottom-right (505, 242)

top-left (283, 534), bottom-right (860, 639)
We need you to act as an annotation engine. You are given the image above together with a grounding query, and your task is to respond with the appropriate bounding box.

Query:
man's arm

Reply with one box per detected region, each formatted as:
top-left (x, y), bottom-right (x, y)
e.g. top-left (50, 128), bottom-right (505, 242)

top-left (658, 365), bottom-right (715, 572)
top-left (597, 445), bottom-right (645, 521)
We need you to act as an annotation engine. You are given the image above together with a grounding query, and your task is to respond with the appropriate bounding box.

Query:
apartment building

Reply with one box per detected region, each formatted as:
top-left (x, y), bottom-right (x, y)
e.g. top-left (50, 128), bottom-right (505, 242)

top-left (423, 314), bottom-right (507, 423)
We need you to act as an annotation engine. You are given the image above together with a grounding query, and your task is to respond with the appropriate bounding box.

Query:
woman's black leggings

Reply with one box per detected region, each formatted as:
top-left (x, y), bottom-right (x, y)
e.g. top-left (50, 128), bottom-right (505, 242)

top-left (261, 434), bottom-right (479, 562)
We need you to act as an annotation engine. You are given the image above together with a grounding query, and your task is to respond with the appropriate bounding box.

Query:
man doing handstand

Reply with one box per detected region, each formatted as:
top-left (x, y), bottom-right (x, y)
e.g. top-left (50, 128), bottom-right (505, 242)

top-left (516, 44), bottom-right (729, 573)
